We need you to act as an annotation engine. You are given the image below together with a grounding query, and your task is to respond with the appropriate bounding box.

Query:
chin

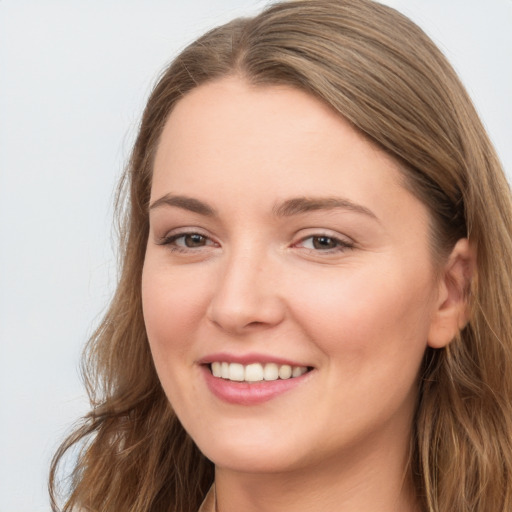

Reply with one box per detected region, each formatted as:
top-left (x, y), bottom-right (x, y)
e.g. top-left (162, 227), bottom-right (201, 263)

top-left (194, 432), bottom-right (308, 474)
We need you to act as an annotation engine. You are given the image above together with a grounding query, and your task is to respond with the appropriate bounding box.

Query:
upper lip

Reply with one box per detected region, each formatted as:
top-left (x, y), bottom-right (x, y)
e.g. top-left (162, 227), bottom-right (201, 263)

top-left (198, 352), bottom-right (311, 367)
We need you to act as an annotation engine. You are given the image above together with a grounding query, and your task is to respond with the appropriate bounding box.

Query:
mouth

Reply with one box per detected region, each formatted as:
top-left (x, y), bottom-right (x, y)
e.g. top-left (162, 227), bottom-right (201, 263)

top-left (208, 362), bottom-right (312, 383)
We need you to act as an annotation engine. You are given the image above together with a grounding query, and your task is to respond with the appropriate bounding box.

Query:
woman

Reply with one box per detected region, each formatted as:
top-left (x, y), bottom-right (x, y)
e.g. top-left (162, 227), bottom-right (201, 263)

top-left (49, 0), bottom-right (512, 511)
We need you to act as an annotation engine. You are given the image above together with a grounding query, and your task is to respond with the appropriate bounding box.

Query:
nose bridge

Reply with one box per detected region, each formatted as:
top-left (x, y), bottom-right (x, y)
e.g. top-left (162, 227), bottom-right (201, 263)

top-left (207, 240), bottom-right (284, 333)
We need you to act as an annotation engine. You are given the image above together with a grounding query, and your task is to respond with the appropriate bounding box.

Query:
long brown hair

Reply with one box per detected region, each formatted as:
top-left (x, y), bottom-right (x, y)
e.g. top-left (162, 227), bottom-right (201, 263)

top-left (50, 1), bottom-right (512, 510)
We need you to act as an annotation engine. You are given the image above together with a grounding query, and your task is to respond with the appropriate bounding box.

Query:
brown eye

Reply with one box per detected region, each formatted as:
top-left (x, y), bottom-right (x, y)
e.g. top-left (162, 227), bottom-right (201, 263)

top-left (183, 234), bottom-right (207, 247)
top-left (296, 234), bottom-right (354, 253)
top-left (312, 236), bottom-right (338, 250)
top-left (159, 232), bottom-right (216, 251)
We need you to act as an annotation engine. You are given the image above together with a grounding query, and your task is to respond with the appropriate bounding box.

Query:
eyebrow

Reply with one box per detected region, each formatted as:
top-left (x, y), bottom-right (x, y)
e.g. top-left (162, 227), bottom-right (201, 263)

top-left (149, 194), bottom-right (216, 216)
top-left (273, 196), bottom-right (378, 220)
top-left (148, 193), bottom-right (378, 221)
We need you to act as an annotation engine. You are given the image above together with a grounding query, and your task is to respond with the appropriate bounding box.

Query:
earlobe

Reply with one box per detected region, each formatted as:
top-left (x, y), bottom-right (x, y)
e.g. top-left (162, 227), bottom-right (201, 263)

top-left (427, 238), bottom-right (476, 349)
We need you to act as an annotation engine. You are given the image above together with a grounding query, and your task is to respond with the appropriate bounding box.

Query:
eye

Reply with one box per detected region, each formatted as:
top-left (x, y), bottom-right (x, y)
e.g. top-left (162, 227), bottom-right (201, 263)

top-left (158, 231), bottom-right (218, 252)
top-left (297, 234), bottom-right (354, 252)
top-left (174, 233), bottom-right (209, 248)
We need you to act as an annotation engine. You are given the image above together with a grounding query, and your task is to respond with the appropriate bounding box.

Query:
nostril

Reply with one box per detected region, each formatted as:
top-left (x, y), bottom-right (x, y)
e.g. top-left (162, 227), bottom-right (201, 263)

top-left (246, 321), bottom-right (265, 328)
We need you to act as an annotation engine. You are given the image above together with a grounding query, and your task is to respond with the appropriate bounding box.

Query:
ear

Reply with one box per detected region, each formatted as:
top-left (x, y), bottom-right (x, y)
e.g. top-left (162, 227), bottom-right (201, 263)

top-left (427, 238), bottom-right (476, 349)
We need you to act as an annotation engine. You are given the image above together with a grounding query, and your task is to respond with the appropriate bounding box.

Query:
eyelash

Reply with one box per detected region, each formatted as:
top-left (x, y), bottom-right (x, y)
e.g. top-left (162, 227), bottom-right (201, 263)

top-left (295, 234), bottom-right (354, 253)
top-left (157, 232), bottom-right (218, 253)
top-left (157, 231), bottom-right (354, 255)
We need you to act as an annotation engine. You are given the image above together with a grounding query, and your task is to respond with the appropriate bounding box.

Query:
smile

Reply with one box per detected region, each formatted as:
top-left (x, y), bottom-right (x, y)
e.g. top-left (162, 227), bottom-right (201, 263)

top-left (210, 362), bottom-right (310, 383)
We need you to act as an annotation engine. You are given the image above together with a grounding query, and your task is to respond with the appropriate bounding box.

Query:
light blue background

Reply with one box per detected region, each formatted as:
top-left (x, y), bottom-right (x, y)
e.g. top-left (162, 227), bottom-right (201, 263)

top-left (1, 1), bottom-right (510, 510)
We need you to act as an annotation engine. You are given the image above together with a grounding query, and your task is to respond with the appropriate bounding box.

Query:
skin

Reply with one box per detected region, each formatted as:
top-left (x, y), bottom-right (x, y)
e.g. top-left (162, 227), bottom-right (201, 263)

top-left (142, 77), bottom-right (472, 512)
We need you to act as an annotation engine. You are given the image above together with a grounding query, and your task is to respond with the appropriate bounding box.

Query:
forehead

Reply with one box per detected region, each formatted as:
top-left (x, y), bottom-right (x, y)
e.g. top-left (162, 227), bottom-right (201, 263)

top-left (154, 79), bottom-right (397, 193)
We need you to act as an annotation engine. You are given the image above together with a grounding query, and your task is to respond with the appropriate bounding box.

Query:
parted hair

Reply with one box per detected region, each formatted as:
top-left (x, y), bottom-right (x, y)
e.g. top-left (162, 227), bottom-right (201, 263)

top-left (49, 1), bottom-right (512, 511)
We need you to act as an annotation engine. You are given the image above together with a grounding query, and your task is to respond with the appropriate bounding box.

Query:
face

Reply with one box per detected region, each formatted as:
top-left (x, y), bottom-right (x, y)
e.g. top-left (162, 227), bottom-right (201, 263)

top-left (142, 77), bottom-right (443, 476)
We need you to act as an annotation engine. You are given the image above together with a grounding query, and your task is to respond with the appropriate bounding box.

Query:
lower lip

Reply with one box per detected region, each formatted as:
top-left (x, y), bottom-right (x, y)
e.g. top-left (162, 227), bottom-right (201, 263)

top-left (202, 366), bottom-right (311, 405)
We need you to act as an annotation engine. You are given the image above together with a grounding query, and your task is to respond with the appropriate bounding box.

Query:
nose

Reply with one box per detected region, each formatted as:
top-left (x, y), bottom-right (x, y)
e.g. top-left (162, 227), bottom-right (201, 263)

top-left (206, 248), bottom-right (286, 335)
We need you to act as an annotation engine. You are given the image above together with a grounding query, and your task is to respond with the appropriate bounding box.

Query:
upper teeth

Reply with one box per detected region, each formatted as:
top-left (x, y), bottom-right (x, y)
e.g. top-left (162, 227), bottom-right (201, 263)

top-left (210, 362), bottom-right (308, 382)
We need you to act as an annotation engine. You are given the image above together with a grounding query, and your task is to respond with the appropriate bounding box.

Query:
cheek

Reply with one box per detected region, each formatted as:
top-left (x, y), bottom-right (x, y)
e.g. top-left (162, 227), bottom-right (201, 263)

top-left (290, 262), bottom-right (435, 367)
top-left (141, 262), bottom-right (208, 363)
top-left (141, 262), bottom-right (212, 422)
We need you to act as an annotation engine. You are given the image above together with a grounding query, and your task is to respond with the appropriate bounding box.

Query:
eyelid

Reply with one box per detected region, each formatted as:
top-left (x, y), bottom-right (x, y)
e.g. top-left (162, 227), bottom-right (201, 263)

top-left (156, 227), bottom-right (219, 250)
top-left (292, 230), bottom-right (355, 253)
